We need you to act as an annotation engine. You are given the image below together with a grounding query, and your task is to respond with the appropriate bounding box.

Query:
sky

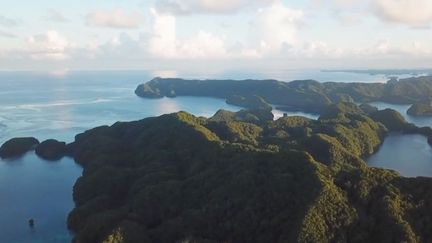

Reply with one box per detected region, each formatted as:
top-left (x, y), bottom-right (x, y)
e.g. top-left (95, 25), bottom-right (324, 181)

top-left (1, 0), bottom-right (432, 71)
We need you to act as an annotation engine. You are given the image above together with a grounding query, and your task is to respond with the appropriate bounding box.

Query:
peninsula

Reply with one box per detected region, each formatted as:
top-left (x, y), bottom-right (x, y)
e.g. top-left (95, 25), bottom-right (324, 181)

top-left (135, 76), bottom-right (432, 113)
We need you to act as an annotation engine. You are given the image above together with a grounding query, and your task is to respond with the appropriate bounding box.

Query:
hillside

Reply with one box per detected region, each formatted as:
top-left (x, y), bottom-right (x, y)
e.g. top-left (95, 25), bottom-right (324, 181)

top-left (407, 103), bottom-right (432, 117)
top-left (135, 76), bottom-right (432, 113)
top-left (65, 105), bottom-right (432, 243)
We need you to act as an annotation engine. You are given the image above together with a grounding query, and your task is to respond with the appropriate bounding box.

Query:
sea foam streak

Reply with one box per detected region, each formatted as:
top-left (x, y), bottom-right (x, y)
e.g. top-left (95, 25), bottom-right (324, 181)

top-left (0, 98), bottom-right (113, 111)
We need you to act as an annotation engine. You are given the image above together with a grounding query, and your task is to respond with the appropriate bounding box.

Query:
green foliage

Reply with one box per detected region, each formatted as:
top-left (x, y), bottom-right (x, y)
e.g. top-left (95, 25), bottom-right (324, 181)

top-left (226, 94), bottom-right (272, 110)
top-left (326, 117), bottom-right (386, 157)
top-left (102, 221), bottom-right (150, 243)
top-left (134, 80), bottom-right (162, 98)
top-left (407, 103), bottom-right (432, 117)
top-left (66, 108), bottom-right (432, 243)
top-left (371, 109), bottom-right (407, 131)
top-left (298, 177), bottom-right (356, 243)
top-left (208, 109), bottom-right (236, 122)
top-left (359, 103), bottom-right (379, 114)
top-left (209, 109), bottom-right (273, 125)
top-left (136, 76), bottom-right (432, 114)
top-left (271, 116), bottom-right (313, 128)
top-left (319, 102), bottom-right (365, 122)
top-left (206, 121), bottom-right (263, 145)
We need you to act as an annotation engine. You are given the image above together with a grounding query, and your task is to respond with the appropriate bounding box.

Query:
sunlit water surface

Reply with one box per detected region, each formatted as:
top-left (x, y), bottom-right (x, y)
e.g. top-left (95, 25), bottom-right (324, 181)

top-left (0, 71), bottom-right (240, 243)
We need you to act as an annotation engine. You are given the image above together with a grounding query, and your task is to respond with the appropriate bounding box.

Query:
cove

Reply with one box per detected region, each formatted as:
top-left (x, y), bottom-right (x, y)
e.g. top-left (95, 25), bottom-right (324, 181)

top-left (0, 153), bottom-right (81, 243)
top-left (367, 133), bottom-right (432, 177)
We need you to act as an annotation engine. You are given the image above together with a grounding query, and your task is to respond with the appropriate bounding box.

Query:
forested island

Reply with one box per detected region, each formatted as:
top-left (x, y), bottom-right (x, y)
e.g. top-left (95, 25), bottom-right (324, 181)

top-left (4, 76), bottom-right (432, 242)
top-left (135, 76), bottom-right (432, 114)
top-left (407, 103), bottom-right (432, 117)
top-left (4, 101), bottom-right (432, 242)
top-left (64, 104), bottom-right (432, 242)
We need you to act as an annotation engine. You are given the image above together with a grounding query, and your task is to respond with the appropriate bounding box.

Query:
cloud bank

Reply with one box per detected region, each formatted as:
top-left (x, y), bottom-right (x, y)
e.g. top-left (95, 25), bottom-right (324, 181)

top-left (373, 0), bottom-right (432, 27)
top-left (1, 0), bottom-right (432, 70)
top-left (155, 0), bottom-right (276, 15)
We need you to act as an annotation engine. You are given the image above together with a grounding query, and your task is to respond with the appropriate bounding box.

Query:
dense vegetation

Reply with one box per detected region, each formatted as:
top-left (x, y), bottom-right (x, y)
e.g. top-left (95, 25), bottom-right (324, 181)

top-left (0, 137), bottom-right (39, 159)
top-left (135, 76), bottom-right (432, 113)
top-left (65, 103), bottom-right (432, 243)
top-left (35, 139), bottom-right (67, 161)
top-left (407, 103), bottom-right (432, 117)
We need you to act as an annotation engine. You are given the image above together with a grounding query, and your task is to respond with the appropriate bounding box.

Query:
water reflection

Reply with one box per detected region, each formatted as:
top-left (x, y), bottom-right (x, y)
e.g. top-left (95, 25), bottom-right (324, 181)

top-left (0, 152), bottom-right (81, 243)
top-left (369, 102), bottom-right (432, 128)
top-left (367, 133), bottom-right (432, 177)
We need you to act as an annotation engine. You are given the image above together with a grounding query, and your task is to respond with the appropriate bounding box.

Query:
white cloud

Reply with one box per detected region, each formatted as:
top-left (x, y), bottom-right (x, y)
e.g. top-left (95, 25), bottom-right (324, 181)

top-left (299, 41), bottom-right (340, 58)
top-left (149, 9), bottom-right (177, 58)
top-left (150, 2), bottom-right (304, 60)
top-left (149, 8), bottom-right (228, 59)
top-left (314, 0), bottom-right (432, 28)
top-left (247, 2), bottom-right (303, 56)
top-left (310, 0), bottom-right (367, 26)
top-left (27, 31), bottom-right (70, 60)
top-left (177, 31), bottom-right (228, 58)
top-left (373, 0), bottom-right (432, 27)
top-left (3, 0), bottom-right (432, 70)
top-left (156, 0), bottom-right (276, 15)
top-left (86, 9), bottom-right (143, 29)
top-left (91, 33), bottom-right (148, 59)
top-left (313, 0), bottom-right (363, 8)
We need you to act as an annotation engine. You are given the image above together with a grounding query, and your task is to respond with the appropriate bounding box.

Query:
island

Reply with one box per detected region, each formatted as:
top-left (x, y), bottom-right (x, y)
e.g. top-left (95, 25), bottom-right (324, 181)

top-left (35, 139), bottom-right (67, 161)
top-left (135, 76), bottom-right (432, 113)
top-left (0, 137), bottom-right (39, 159)
top-left (4, 76), bottom-right (432, 242)
top-left (407, 102), bottom-right (432, 117)
top-left (49, 102), bottom-right (432, 243)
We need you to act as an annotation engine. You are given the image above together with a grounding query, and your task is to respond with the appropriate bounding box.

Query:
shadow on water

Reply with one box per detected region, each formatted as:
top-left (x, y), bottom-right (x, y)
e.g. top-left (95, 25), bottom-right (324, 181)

top-left (0, 152), bottom-right (82, 243)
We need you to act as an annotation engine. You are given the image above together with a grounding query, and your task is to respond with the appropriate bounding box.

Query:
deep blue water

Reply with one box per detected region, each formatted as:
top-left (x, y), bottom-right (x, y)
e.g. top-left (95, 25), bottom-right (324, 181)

top-left (0, 70), bottom-right (431, 242)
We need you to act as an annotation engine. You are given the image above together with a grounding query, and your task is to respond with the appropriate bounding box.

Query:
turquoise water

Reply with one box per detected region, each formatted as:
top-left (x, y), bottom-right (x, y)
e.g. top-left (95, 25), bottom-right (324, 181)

top-left (0, 70), bottom-right (430, 242)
